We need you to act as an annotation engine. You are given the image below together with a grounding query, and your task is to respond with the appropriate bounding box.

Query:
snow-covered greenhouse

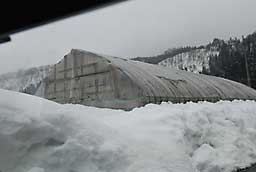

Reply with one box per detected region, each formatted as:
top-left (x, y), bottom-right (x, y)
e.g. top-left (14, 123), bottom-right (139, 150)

top-left (42, 49), bottom-right (256, 110)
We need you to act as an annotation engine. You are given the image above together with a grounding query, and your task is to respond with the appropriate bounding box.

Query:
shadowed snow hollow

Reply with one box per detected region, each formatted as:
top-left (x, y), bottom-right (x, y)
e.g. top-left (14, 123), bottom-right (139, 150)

top-left (1, 89), bottom-right (256, 172)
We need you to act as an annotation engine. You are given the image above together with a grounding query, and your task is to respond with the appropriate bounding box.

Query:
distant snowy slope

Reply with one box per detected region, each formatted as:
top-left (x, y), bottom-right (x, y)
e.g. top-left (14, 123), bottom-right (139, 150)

top-left (0, 65), bottom-right (51, 94)
top-left (1, 89), bottom-right (256, 172)
top-left (159, 48), bottom-right (219, 73)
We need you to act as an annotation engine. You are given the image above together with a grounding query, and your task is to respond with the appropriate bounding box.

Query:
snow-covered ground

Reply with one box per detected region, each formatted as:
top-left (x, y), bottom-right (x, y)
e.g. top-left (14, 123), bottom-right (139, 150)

top-left (1, 89), bottom-right (256, 172)
top-left (159, 49), bottom-right (219, 73)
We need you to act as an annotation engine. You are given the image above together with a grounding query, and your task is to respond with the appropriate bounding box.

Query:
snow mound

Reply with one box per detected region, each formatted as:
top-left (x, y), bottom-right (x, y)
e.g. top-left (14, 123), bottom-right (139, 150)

top-left (1, 89), bottom-right (256, 172)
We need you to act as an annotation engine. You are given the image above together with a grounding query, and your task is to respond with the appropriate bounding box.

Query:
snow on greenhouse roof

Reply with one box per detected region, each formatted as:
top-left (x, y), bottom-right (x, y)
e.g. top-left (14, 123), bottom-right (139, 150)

top-left (70, 49), bottom-right (256, 101)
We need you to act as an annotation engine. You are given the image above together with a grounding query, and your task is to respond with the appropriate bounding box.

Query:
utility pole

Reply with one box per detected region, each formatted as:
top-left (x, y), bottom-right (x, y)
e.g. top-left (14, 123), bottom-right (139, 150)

top-left (244, 47), bottom-right (252, 87)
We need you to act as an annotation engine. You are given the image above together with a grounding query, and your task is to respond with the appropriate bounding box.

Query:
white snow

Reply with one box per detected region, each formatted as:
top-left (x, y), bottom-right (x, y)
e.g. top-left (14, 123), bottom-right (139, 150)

top-left (159, 48), bottom-right (219, 73)
top-left (0, 65), bottom-right (51, 93)
top-left (1, 88), bottom-right (256, 172)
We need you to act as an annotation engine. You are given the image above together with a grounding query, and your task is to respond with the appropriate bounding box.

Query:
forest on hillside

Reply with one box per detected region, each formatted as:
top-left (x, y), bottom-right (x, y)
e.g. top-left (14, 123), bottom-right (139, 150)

top-left (209, 32), bottom-right (256, 89)
top-left (132, 32), bottom-right (256, 89)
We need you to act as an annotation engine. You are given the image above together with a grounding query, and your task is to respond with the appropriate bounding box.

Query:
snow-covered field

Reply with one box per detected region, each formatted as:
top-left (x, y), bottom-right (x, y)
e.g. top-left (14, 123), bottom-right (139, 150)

top-left (1, 89), bottom-right (256, 172)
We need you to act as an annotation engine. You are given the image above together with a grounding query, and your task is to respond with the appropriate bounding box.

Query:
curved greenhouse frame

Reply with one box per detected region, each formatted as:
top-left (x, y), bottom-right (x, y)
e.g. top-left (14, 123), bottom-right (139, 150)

top-left (43, 49), bottom-right (256, 110)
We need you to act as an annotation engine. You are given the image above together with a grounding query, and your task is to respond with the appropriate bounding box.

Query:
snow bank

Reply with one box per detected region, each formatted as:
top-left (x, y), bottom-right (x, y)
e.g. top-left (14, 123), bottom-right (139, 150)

top-left (1, 89), bottom-right (256, 172)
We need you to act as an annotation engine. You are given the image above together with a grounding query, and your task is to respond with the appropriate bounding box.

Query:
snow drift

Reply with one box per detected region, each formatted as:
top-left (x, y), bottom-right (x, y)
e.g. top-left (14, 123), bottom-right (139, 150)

top-left (1, 89), bottom-right (256, 172)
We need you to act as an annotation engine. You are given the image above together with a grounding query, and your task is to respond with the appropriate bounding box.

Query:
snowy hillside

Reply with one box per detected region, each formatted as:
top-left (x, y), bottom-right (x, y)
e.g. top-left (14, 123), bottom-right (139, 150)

top-left (0, 65), bottom-right (51, 94)
top-left (1, 89), bottom-right (256, 172)
top-left (158, 48), bottom-right (219, 73)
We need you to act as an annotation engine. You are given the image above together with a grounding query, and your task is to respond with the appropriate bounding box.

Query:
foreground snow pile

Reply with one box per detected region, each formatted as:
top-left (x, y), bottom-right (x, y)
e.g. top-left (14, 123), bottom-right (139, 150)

top-left (1, 89), bottom-right (256, 172)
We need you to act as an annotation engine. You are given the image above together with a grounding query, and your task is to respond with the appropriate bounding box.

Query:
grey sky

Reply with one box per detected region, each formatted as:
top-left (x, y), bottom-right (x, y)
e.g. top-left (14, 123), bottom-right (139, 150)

top-left (0, 0), bottom-right (256, 74)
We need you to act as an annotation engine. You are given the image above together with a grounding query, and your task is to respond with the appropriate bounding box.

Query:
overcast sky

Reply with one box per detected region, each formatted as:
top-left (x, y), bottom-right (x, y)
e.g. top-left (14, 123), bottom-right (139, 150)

top-left (0, 0), bottom-right (256, 74)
